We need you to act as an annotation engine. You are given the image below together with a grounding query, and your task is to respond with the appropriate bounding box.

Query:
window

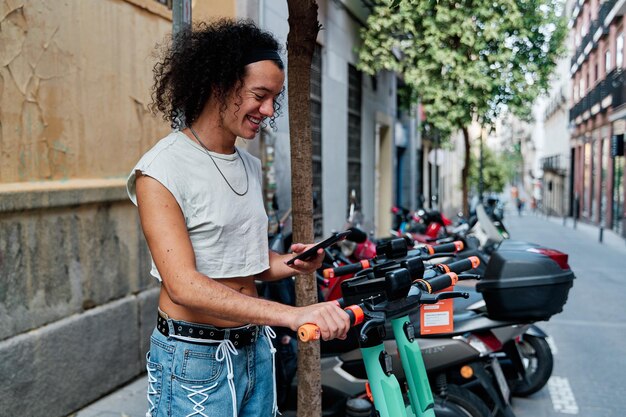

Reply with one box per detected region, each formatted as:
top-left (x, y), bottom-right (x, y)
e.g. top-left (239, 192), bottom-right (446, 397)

top-left (606, 49), bottom-right (612, 73)
top-left (594, 62), bottom-right (598, 81)
top-left (617, 34), bottom-right (624, 68)
top-left (580, 77), bottom-right (585, 96)
top-left (347, 64), bottom-right (363, 210)
top-left (310, 44), bottom-right (323, 238)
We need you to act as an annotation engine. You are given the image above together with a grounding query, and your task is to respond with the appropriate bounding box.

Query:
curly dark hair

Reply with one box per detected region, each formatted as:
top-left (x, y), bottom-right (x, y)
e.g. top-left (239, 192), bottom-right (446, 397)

top-left (150, 19), bottom-right (285, 130)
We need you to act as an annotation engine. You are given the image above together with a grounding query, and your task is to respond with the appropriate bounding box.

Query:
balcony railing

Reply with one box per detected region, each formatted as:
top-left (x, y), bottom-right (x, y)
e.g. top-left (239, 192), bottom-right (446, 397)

top-left (569, 68), bottom-right (625, 122)
top-left (607, 68), bottom-right (626, 107)
top-left (542, 155), bottom-right (567, 175)
top-left (571, 0), bottom-right (617, 69)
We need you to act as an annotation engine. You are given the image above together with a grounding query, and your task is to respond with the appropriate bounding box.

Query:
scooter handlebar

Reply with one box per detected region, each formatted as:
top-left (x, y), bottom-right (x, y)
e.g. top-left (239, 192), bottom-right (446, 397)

top-left (418, 266), bottom-right (480, 293)
top-left (323, 260), bottom-right (371, 278)
top-left (297, 304), bottom-right (364, 342)
top-left (414, 272), bottom-right (460, 293)
top-left (439, 256), bottom-right (480, 274)
top-left (424, 240), bottom-right (464, 255)
top-left (297, 324), bottom-right (322, 342)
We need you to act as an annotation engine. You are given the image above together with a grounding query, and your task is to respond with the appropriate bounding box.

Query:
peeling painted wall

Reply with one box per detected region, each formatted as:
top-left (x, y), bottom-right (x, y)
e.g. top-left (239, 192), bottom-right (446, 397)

top-left (0, 2), bottom-right (243, 415)
top-left (0, 2), bottom-right (175, 415)
top-left (0, 0), bottom-right (172, 183)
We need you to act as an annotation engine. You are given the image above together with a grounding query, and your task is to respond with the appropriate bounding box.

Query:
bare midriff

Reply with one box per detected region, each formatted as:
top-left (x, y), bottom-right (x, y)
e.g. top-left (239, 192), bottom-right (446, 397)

top-left (158, 276), bottom-right (259, 328)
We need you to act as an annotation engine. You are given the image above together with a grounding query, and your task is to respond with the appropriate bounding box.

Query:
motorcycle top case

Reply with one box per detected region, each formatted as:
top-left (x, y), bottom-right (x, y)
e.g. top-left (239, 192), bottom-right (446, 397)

top-left (476, 249), bottom-right (575, 321)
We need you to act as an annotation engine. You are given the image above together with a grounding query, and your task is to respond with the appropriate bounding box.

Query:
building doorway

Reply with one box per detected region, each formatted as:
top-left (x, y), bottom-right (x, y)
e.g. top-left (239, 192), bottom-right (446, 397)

top-left (613, 155), bottom-right (624, 235)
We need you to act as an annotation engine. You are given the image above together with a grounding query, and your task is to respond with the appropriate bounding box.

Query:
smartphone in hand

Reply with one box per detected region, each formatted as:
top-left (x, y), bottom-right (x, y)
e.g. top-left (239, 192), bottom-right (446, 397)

top-left (285, 230), bottom-right (351, 266)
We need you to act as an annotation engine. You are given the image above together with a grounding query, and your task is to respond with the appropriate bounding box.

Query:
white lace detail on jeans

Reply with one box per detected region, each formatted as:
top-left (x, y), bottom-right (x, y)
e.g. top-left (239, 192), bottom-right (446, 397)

top-left (263, 326), bottom-right (280, 416)
top-left (180, 382), bottom-right (219, 417)
top-left (168, 335), bottom-right (240, 417)
top-left (215, 339), bottom-right (239, 417)
top-left (146, 361), bottom-right (158, 417)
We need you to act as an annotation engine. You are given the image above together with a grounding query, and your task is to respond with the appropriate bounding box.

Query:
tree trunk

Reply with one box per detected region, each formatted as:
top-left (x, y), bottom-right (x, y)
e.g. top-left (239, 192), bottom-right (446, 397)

top-left (286, 2), bottom-right (321, 417)
top-left (461, 126), bottom-right (471, 217)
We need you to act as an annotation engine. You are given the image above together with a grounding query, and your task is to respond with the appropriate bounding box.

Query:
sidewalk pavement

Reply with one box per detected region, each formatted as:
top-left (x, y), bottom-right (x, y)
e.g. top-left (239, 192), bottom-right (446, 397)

top-left (518, 209), bottom-right (626, 251)
top-left (71, 375), bottom-right (148, 417)
top-left (70, 211), bottom-right (625, 417)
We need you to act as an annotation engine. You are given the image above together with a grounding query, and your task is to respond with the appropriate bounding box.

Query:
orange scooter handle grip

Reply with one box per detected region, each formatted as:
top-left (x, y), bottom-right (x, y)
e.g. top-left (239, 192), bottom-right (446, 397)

top-left (297, 305), bottom-right (363, 342)
top-left (445, 256), bottom-right (480, 273)
top-left (428, 272), bottom-right (459, 292)
top-left (425, 240), bottom-right (464, 255)
top-left (298, 324), bottom-right (321, 342)
top-left (323, 260), bottom-right (371, 278)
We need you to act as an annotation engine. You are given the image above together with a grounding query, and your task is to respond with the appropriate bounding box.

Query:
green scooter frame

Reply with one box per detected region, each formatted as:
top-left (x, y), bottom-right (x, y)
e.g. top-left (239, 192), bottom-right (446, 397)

top-left (337, 272), bottom-right (467, 417)
top-left (360, 313), bottom-right (437, 417)
top-left (392, 316), bottom-right (435, 417)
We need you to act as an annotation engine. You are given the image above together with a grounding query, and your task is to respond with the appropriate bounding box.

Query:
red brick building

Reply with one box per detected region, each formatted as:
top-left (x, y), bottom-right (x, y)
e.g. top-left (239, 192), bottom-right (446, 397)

top-left (569, 0), bottom-right (626, 236)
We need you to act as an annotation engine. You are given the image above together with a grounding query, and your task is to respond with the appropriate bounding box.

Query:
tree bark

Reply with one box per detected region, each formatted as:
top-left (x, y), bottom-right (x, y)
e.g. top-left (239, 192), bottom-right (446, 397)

top-left (462, 126), bottom-right (471, 217)
top-left (286, 1), bottom-right (321, 417)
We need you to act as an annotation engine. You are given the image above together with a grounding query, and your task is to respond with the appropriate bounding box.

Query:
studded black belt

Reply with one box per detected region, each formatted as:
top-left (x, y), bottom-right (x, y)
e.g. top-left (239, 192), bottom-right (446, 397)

top-left (156, 311), bottom-right (260, 348)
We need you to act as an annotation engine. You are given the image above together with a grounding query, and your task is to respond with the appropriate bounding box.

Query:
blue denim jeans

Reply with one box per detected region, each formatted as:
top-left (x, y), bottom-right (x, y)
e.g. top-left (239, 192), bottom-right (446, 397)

top-left (145, 322), bottom-right (277, 417)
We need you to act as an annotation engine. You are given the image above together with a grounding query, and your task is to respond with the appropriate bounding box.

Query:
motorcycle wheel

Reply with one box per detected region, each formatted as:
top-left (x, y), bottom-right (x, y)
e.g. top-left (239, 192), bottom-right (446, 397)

top-left (509, 335), bottom-right (553, 397)
top-left (433, 384), bottom-right (491, 417)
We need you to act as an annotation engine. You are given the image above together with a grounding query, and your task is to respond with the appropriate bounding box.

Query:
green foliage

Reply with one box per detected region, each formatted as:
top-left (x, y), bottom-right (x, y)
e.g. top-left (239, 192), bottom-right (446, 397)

top-left (358, 0), bottom-right (567, 136)
top-left (469, 144), bottom-right (515, 193)
top-left (397, 83), bottom-right (417, 112)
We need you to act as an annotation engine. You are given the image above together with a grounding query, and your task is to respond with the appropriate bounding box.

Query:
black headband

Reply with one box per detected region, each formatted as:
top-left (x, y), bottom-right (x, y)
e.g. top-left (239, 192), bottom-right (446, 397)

top-left (242, 48), bottom-right (283, 67)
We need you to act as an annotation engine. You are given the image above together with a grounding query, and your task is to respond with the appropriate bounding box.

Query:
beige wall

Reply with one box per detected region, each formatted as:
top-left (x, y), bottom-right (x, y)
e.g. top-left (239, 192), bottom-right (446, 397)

top-left (0, 0), bottom-right (176, 183)
top-left (193, 0), bottom-right (236, 21)
top-left (0, 0), bottom-right (239, 185)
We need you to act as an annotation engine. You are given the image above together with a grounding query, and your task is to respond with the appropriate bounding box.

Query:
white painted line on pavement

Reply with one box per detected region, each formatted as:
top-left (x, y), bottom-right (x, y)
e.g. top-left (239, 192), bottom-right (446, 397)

top-left (546, 336), bottom-right (558, 355)
top-left (548, 376), bottom-right (579, 414)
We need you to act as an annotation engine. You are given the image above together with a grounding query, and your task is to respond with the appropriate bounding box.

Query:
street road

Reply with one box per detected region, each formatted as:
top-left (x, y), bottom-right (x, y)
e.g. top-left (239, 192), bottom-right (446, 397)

top-left (504, 211), bottom-right (626, 417)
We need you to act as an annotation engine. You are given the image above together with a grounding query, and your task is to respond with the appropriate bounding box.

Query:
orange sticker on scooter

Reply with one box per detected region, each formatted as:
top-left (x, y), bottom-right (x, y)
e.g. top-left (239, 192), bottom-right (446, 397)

top-left (419, 286), bottom-right (454, 335)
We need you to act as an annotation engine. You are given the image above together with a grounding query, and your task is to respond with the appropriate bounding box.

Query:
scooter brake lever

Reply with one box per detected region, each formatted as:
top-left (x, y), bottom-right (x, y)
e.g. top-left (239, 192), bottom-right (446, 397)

top-left (420, 291), bottom-right (469, 304)
top-left (457, 273), bottom-right (481, 280)
top-left (422, 252), bottom-right (458, 261)
top-left (359, 318), bottom-right (386, 343)
top-left (435, 291), bottom-right (469, 301)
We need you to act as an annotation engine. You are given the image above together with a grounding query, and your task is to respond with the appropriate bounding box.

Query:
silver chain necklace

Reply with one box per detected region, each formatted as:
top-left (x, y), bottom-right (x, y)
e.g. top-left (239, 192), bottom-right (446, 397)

top-left (188, 126), bottom-right (249, 196)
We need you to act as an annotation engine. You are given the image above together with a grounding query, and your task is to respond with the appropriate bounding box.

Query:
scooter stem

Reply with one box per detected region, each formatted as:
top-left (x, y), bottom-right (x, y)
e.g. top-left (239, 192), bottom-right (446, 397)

top-left (391, 316), bottom-right (436, 417)
top-left (360, 343), bottom-right (409, 417)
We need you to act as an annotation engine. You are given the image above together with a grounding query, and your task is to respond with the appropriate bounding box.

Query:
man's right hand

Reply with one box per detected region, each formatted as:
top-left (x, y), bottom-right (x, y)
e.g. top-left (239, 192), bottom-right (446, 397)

top-left (290, 301), bottom-right (350, 341)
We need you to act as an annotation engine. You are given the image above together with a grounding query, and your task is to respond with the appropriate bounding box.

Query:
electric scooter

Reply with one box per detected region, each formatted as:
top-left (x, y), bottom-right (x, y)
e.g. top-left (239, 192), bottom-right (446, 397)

top-left (298, 265), bottom-right (493, 417)
top-left (318, 241), bottom-right (517, 417)
top-left (274, 239), bottom-right (513, 416)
